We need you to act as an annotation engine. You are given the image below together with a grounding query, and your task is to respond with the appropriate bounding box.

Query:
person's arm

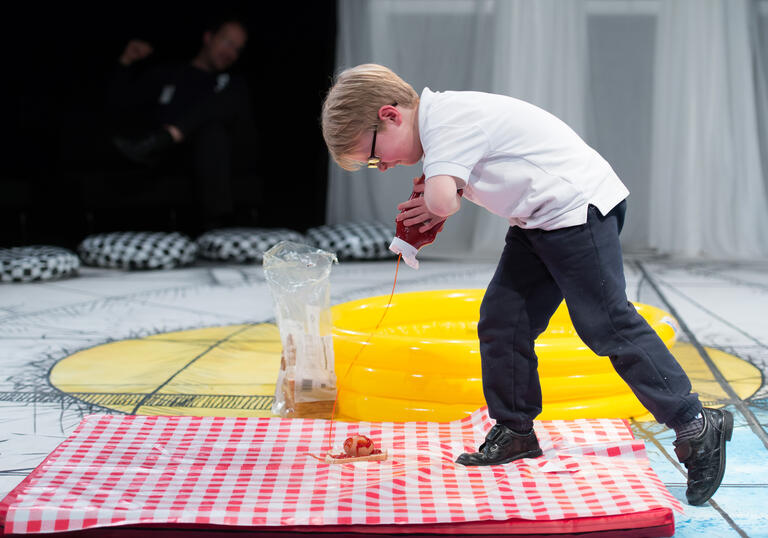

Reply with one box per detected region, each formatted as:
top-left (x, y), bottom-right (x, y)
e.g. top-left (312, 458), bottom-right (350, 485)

top-left (396, 175), bottom-right (462, 232)
top-left (424, 175), bottom-right (462, 217)
top-left (105, 40), bottom-right (161, 114)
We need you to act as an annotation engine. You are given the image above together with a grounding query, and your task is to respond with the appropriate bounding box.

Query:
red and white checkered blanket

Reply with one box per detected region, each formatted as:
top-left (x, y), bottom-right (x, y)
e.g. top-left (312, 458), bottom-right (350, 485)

top-left (1, 409), bottom-right (681, 534)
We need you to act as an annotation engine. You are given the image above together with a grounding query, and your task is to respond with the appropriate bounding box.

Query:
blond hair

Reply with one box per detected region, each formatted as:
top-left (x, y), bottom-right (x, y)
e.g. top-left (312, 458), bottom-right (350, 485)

top-left (321, 64), bottom-right (419, 171)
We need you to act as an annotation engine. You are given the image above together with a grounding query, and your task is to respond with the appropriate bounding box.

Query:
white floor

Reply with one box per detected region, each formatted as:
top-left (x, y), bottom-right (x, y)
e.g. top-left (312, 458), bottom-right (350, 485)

top-left (1, 255), bottom-right (767, 536)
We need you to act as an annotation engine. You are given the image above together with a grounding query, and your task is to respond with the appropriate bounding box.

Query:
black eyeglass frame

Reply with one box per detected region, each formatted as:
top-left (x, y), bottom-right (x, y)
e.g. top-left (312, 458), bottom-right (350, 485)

top-left (366, 102), bottom-right (397, 168)
top-left (367, 128), bottom-right (380, 169)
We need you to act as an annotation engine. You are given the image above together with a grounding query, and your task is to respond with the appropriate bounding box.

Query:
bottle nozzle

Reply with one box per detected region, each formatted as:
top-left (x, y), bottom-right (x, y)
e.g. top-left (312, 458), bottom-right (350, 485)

top-left (389, 236), bottom-right (419, 269)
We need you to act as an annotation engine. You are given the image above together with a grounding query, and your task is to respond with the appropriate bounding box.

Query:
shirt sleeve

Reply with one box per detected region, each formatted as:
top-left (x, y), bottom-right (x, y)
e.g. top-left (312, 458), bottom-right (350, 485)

top-left (422, 124), bottom-right (489, 183)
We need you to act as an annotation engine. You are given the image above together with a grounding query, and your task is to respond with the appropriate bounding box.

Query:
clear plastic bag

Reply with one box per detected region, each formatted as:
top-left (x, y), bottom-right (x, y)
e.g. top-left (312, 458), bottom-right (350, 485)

top-left (263, 241), bottom-right (338, 417)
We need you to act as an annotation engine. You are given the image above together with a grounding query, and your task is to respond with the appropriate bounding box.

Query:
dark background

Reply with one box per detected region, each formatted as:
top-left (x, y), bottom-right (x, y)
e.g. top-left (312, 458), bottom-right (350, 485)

top-left (0, 1), bottom-right (337, 249)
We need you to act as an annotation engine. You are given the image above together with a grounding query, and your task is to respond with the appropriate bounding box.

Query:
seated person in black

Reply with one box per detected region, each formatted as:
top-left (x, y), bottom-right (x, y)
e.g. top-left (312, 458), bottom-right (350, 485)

top-left (108, 18), bottom-right (254, 229)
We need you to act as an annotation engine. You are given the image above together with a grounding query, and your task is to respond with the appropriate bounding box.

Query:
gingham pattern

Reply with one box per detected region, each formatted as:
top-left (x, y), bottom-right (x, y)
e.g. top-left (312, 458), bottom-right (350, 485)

top-left (196, 228), bottom-right (306, 263)
top-left (78, 232), bottom-right (197, 270)
top-left (306, 221), bottom-right (393, 260)
top-left (0, 246), bottom-right (79, 283)
top-left (1, 408), bottom-right (681, 534)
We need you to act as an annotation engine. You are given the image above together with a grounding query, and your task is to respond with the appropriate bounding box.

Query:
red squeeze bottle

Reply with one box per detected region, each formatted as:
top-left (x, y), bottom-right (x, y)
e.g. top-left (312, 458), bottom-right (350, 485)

top-left (389, 174), bottom-right (444, 269)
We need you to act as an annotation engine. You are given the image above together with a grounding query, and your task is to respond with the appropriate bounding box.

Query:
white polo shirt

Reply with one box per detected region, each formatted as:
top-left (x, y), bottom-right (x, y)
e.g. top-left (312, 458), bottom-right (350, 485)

top-left (418, 88), bottom-right (629, 230)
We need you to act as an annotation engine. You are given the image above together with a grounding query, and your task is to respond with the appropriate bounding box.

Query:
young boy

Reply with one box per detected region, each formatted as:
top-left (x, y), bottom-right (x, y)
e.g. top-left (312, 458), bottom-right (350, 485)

top-left (321, 63), bottom-right (731, 506)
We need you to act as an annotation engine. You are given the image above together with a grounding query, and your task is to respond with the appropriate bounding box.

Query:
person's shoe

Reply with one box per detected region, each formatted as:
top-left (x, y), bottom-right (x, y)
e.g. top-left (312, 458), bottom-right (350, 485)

top-left (113, 129), bottom-right (174, 165)
top-left (456, 424), bottom-right (543, 466)
top-left (673, 407), bottom-right (733, 505)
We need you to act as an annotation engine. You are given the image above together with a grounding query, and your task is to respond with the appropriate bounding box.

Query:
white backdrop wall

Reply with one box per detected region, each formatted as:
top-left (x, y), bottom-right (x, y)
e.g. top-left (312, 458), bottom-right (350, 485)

top-left (326, 0), bottom-right (768, 261)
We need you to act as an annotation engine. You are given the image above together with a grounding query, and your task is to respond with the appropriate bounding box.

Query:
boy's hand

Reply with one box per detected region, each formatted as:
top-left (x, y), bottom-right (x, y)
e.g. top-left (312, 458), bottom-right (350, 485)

top-left (396, 176), bottom-right (447, 233)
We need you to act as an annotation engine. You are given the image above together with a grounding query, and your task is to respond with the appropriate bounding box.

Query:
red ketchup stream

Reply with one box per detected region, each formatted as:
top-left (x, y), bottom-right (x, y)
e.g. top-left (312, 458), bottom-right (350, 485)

top-left (317, 254), bottom-right (401, 460)
top-left (316, 175), bottom-right (453, 461)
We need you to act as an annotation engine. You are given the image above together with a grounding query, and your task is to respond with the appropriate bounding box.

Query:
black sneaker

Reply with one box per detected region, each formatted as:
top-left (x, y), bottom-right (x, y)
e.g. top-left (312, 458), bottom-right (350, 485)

top-left (673, 407), bottom-right (733, 505)
top-left (456, 424), bottom-right (543, 466)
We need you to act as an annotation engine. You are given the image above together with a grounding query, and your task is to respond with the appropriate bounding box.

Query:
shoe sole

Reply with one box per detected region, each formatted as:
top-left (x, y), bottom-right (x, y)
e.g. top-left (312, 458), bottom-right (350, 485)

top-left (498, 448), bottom-right (544, 465)
top-left (460, 448), bottom-right (544, 466)
top-left (689, 409), bottom-right (733, 505)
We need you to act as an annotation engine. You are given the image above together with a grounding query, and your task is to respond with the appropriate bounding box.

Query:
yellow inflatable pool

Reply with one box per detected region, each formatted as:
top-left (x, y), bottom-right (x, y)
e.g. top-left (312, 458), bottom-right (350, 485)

top-left (332, 289), bottom-right (679, 422)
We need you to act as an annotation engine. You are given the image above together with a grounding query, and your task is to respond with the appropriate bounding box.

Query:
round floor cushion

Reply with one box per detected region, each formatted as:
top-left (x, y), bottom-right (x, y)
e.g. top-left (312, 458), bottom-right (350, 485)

top-left (0, 246), bottom-right (80, 283)
top-left (196, 228), bottom-right (306, 263)
top-left (78, 231), bottom-right (197, 270)
top-left (305, 221), bottom-right (394, 261)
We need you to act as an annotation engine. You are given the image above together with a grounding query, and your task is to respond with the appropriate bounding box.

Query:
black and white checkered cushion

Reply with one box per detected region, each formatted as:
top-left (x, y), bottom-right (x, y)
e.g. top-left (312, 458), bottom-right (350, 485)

top-left (196, 228), bottom-right (306, 263)
top-left (0, 246), bottom-right (80, 283)
top-left (305, 221), bottom-right (394, 260)
top-left (78, 231), bottom-right (197, 270)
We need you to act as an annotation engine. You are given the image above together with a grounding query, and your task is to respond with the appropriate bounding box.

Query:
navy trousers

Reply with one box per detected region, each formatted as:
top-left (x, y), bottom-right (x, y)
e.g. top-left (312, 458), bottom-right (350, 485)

top-left (478, 201), bottom-right (702, 432)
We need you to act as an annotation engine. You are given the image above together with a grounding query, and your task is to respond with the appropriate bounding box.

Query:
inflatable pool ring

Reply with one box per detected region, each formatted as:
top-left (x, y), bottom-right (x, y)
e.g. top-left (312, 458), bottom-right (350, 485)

top-left (332, 289), bottom-right (679, 422)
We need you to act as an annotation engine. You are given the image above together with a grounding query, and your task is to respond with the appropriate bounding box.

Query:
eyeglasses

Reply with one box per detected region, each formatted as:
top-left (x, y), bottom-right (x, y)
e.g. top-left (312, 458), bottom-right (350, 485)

top-left (367, 128), bottom-right (381, 168)
top-left (366, 102), bottom-right (398, 169)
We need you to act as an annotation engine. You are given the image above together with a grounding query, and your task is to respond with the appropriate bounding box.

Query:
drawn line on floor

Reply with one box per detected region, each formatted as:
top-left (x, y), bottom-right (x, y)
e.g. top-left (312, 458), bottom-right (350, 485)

top-left (0, 336), bottom-right (98, 342)
top-left (631, 418), bottom-right (748, 538)
top-left (0, 391), bottom-right (275, 410)
top-left (693, 265), bottom-right (768, 293)
top-left (0, 283), bottom-right (241, 325)
top-left (0, 287), bottom-right (192, 324)
top-left (636, 262), bottom-right (768, 450)
top-left (657, 280), bottom-right (768, 350)
top-left (635, 270), bottom-right (647, 305)
top-left (0, 468), bottom-right (36, 476)
top-left (128, 325), bottom-right (254, 415)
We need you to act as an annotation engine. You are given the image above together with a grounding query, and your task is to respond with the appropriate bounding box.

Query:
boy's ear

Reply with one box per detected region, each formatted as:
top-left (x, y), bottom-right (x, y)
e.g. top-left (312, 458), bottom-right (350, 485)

top-left (377, 105), bottom-right (402, 126)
